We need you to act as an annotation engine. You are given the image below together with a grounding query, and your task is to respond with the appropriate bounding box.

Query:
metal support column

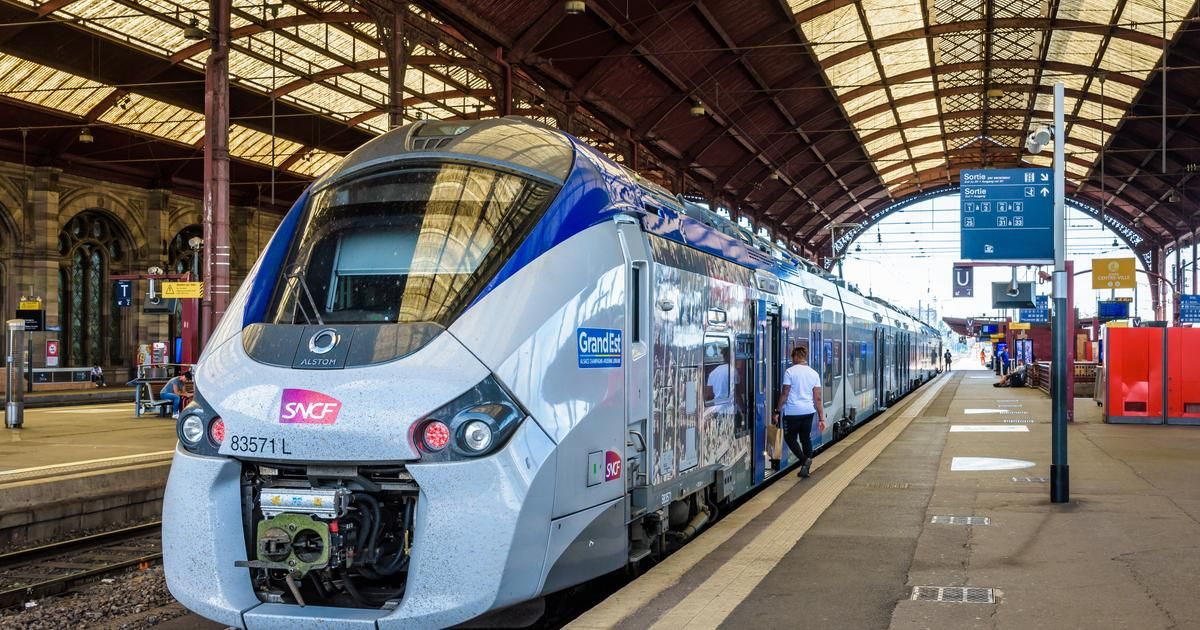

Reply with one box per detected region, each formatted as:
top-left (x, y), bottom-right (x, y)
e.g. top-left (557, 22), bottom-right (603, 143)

top-left (387, 3), bottom-right (409, 129)
top-left (1051, 82), bottom-right (1069, 503)
top-left (201, 0), bottom-right (232, 347)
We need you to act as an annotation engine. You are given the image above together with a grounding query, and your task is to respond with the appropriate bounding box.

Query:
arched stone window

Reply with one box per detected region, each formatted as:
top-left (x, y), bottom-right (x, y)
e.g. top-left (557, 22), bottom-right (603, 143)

top-left (57, 211), bottom-right (129, 367)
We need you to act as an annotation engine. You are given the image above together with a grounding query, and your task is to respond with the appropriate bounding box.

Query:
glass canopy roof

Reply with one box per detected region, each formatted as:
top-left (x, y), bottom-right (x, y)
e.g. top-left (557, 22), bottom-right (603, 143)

top-left (790, 0), bottom-right (1192, 195)
top-left (0, 0), bottom-right (500, 177)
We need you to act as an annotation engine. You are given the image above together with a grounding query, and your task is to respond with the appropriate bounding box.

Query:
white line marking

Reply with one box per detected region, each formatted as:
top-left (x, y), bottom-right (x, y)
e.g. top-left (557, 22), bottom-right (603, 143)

top-left (950, 456), bottom-right (1036, 471)
top-left (950, 425), bottom-right (1030, 432)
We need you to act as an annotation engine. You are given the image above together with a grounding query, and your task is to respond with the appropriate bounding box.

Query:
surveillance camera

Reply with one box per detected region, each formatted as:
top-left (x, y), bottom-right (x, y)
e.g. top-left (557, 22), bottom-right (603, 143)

top-left (1025, 126), bottom-right (1052, 154)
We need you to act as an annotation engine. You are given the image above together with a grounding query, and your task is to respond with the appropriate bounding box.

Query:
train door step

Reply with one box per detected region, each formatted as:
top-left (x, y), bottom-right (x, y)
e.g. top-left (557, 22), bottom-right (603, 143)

top-left (629, 547), bottom-right (652, 563)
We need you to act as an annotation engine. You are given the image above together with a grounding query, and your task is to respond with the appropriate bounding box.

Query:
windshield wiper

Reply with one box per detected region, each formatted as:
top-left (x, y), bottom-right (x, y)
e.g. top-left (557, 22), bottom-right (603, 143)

top-left (285, 264), bottom-right (325, 326)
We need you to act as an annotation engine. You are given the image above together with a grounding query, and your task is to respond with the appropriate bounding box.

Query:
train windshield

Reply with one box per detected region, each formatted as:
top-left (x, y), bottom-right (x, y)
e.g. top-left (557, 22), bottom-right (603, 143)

top-left (268, 162), bottom-right (557, 325)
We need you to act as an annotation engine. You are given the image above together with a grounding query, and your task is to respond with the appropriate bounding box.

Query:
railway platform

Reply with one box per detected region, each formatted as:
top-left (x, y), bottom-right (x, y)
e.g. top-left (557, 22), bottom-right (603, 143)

top-left (0, 403), bottom-right (175, 548)
top-left (570, 369), bottom-right (1200, 630)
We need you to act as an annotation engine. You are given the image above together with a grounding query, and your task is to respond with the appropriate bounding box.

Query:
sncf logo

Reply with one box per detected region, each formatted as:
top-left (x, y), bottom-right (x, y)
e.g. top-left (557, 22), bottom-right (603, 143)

top-left (279, 389), bottom-right (341, 425)
top-left (604, 450), bottom-right (622, 481)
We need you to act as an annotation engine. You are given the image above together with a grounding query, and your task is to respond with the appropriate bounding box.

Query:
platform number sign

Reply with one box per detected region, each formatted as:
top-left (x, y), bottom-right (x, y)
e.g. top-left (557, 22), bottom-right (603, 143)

top-left (114, 280), bottom-right (133, 307)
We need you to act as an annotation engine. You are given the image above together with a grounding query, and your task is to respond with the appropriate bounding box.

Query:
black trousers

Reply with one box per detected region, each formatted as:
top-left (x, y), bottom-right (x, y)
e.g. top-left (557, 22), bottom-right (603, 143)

top-left (783, 412), bottom-right (815, 463)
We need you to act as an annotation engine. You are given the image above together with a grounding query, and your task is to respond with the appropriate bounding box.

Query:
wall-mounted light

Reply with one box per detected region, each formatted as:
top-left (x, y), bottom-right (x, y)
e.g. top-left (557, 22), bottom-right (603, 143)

top-left (78, 127), bottom-right (94, 144)
top-left (1026, 125), bottom-right (1052, 153)
top-left (565, 0), bottom-right (586, 15)
top-left (689, 99), bottom-right (705, 117)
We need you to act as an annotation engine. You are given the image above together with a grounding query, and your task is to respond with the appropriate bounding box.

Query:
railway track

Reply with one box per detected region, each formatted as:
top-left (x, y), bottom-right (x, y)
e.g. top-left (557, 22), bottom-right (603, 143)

top-left (0, 522), bottom-right (162, 609)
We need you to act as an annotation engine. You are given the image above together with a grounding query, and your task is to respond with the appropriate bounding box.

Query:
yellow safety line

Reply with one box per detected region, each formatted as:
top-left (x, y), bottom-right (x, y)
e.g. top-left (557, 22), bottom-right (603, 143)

top-left (567, 375), bottom-right (948, 630)
top-left (647, 376), bottom-right (949, 630)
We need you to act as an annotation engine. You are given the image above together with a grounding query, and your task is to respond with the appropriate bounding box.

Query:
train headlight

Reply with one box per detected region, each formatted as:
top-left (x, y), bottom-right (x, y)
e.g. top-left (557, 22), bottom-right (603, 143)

top-left (460, 420), bottom-right (493, 453)
top-left (412, 375), bottom-right (526, 462)
top-left (181, 415), bottom-right (205, 445)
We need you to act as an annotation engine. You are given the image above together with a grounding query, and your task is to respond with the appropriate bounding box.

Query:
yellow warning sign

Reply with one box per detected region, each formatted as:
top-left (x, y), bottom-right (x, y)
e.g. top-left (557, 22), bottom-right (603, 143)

top-left (162, 281), bottom-right (204, 299)
top-left (1010, 322), bottom-right (1031, 330)
top-left (17, 299), bottom-right (40, 310)
top-left (1092, 257), bottom-right (1136, 289)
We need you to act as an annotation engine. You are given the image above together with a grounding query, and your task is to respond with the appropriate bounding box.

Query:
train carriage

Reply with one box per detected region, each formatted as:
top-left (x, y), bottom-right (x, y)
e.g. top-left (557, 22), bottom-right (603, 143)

top-left (163, 117), bottom-right (941, 629)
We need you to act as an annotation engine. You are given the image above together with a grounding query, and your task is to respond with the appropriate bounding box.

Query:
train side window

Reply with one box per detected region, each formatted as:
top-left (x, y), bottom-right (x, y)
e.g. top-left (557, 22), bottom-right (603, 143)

top-left (734, 334), bottom-right (753, 436)
top-left (822, 340), bottom-right (833, 390)
top-left (703, 335), bottom-right (732, 405)
top-left (832, 341), bottom-right (842, 382)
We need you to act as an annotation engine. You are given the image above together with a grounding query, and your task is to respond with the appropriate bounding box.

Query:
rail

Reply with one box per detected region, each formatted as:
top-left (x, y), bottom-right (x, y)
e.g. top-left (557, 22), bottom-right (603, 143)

top-left (0, 521), bottom-right (162, 608)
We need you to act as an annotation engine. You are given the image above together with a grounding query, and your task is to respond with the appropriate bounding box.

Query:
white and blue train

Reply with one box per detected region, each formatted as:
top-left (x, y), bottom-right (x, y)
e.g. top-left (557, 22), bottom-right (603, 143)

top-left (163, 118), bottom-right (943, 628)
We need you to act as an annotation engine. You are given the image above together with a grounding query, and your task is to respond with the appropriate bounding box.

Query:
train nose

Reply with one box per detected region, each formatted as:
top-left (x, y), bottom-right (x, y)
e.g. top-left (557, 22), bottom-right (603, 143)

top-left (201, 329), bottom-right (494, 463)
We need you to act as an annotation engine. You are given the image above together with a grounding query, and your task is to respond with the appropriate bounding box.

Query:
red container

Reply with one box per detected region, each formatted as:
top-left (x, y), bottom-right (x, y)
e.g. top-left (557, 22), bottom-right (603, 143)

top-left (1166, 328), bottom-right (1200, 425)
top-left (1105, 327), bottom-right (1164, 424)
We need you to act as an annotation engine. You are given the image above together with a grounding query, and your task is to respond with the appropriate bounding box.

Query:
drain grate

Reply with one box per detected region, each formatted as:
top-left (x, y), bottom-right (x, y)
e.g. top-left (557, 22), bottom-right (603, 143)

top-left (930, 515), bottom-right (991, 526)
top-left (910, 586), bottom-right (995, 604)
top-left (1012, 476), bottom-right (1049, 483)
top-left (863, 482), bottom-right (912, 489)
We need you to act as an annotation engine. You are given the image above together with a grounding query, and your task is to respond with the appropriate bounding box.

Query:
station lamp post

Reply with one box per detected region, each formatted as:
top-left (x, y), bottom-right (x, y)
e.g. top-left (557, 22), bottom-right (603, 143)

top-left (1027, 82), bottom-right (1069, 503)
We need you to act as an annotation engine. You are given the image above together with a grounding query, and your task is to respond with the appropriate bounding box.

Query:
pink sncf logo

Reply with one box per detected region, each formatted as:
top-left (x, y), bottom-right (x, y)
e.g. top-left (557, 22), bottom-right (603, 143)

top-left (604, 450), bottom-right (622, 481)
top-left (279, 389), bottom-right (342, 425)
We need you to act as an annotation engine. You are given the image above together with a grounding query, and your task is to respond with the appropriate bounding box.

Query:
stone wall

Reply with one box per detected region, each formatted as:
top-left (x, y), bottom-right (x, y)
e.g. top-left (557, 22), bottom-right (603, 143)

top-left (0, 162), bottom-right (283, 380)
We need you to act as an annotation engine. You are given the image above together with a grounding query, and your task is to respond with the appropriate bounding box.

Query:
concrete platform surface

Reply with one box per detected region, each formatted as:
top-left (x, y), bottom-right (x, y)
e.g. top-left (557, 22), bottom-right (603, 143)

top-left (0, 402), bottom-right (176, 471)
top-left (569, 369), bottom-right (1200, 630)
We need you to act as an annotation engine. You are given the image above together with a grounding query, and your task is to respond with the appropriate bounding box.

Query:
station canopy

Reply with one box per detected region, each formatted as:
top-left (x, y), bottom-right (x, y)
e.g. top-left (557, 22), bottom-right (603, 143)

top-left (0, 0), bottom-right (1196, 259)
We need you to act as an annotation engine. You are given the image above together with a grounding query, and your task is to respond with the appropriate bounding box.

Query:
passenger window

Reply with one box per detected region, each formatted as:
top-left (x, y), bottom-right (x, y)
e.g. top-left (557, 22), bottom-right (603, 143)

top-left (703, 336), bottom-right (732, 405)
top-left (822, 340), bottom-right (833, 390)
top-left (832, 341), bottom-right (842, 380)
top-left (734, 334), bottom-right (753, 436)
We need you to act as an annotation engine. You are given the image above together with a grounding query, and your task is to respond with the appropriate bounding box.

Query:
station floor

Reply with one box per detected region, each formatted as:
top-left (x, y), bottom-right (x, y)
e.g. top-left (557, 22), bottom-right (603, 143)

top-left (570, 367), bottom-right (1200, 630)
top-left (0, 402), bottom-right (176, 473)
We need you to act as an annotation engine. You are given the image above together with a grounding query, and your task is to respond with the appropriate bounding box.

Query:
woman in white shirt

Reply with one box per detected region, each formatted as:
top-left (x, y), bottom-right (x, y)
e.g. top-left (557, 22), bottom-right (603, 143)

top-left (773, 346), bottom-right (824, 478)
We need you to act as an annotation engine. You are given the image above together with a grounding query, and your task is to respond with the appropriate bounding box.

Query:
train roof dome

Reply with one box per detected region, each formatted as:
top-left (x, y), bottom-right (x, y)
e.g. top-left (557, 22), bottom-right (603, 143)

top-left (316, 117), bottom-right (575, 188)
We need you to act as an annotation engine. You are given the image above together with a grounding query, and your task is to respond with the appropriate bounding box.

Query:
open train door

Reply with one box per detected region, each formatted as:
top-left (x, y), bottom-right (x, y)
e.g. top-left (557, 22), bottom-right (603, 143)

top-left (752, 299), bottom-right (782, 484)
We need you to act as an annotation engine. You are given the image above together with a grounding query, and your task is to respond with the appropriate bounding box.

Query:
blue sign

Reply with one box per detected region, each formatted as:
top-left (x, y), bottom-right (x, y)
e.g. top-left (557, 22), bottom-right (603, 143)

top-left (1181, 294), bottom-right (1200, 324)
top-left (960, 169), bottom-right (1054, 262)
top-left (114, 280), bottom-right (133, 307)
top-left (577, 327), bottom-right (622, 368)
top-left (1019, 294), bottom-right (1050, 323)
top-left (1097, 300), bottom-right (1130, 321)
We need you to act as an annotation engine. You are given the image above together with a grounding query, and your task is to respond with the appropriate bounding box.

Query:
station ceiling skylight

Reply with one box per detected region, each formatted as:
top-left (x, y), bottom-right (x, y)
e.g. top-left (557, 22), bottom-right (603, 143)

top-left (791, 0), bottom-right (1192, 196)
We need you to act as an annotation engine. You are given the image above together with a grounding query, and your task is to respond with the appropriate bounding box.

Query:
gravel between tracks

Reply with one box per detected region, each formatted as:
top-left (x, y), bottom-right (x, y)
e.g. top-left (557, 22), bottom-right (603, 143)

top-left (0, 565), bottom-right (189, 629)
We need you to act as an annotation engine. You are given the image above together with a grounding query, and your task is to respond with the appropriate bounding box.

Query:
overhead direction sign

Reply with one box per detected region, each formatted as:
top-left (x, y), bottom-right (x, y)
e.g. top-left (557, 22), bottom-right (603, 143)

top-left (959, 168), bottom-right (1054, 262)
top-left (1091, 257), bottom-right (1136, 289)
top-left (162, 281), bottom-right (204, 299)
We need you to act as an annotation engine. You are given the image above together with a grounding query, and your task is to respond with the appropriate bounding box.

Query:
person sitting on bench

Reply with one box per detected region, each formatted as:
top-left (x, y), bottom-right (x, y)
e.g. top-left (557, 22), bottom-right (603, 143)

top-left (994, 360), bottom-right (1027, 388)
top-left (161, 371), bottom-right (191, 419)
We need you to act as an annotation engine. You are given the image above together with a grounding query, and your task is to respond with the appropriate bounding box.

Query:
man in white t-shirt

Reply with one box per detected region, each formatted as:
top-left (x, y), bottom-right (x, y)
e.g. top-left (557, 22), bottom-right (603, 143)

top-left (773, 345), bottom-right (824, 478)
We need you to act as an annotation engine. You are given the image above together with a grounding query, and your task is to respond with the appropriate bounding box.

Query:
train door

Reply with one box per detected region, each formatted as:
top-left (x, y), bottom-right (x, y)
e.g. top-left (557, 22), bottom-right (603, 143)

top-left (618, 222), bottom-right (651, 520)
top-left (874, 328), bottom-right (886, 410)
top-left (753, 301), bottom-right (781, 484)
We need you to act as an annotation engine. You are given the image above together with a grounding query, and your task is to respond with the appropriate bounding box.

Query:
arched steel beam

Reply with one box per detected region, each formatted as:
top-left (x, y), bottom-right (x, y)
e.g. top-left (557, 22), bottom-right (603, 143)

top-left (170, 12), bottom-right (374, 63)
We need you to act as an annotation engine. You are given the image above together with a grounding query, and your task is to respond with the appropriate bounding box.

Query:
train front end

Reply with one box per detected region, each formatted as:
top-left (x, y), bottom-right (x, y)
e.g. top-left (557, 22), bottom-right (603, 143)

top-left (163, 118), bottom-right (635, 628)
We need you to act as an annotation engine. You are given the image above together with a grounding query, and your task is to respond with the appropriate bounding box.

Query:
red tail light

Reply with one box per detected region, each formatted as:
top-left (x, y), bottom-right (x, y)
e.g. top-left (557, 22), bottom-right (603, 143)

top-left (421, 420), bottom-right (450, 451)
top-left (209, 417), bottom-right (226, 444)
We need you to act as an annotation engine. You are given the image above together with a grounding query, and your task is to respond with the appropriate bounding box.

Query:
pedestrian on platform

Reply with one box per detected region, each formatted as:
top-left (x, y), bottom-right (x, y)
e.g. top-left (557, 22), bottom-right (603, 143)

top-left (979, 348), bottom-right (986, 366)
top-left (161, 371), bottom-right (191, 419)
top-left (999, 347), bottom-right (1011, 375)
top-left (944, 349), bottom-right (952, 371)
top-left (773, 346), bottom-right (824, 479)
